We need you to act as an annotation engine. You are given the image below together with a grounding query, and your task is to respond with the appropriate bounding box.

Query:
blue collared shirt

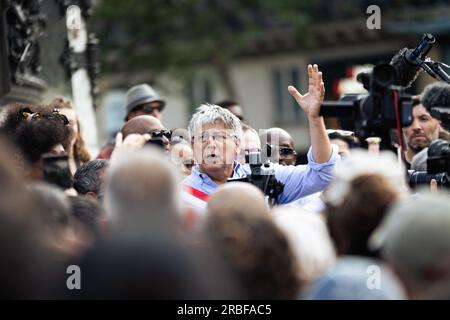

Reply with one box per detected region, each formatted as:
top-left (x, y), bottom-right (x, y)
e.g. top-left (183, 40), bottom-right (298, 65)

top-left (182, 144), bottom-right (339, 207)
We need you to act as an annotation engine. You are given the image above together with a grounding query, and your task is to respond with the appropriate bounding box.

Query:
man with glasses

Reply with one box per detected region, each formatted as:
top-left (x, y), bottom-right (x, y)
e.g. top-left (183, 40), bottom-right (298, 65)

top-left (182, 64), bottom-right (339, 214)
top-left (97, 84), bottom-right (166, 159)
top-left (124, 83), bottom-right (166, 121)
top-left (261, 127), bottom-right (298, 166)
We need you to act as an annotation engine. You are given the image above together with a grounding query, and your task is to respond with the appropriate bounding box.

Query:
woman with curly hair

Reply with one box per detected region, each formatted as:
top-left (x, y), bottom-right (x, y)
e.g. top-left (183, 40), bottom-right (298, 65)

top-left (0, 103), bottom-right (71, 181)
top-left (47, 97), bottom-right (91, 175)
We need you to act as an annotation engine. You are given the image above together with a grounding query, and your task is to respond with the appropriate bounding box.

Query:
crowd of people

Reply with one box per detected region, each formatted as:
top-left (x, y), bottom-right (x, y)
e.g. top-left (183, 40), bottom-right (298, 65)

top-left (1, 64), bottom-right (450, 299)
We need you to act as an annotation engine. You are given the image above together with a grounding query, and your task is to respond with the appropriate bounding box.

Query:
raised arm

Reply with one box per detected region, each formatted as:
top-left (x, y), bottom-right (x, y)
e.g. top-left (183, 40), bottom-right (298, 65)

top-left (288, 64), bottom-right (332, 163)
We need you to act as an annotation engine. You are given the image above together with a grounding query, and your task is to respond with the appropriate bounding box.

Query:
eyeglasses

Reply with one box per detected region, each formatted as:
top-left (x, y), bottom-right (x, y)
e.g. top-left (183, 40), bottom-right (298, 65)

top-left (194, 132), bottom-right (237, 143)
top-left (20, 107), bottom-right (69, 125)
top-left (266, 144), bottom-right (297, 157)
top-left (148, 129), bottom-right (172, 140)
top-left (134, 103), bottom-right (164, 113)
top-left (279, 147), bottom-right (297, 157)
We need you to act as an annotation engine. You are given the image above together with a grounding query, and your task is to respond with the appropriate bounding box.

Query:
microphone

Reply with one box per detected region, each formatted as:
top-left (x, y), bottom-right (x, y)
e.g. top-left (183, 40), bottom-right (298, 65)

top-left (389, 34), bottom-right (435, 88)
top-left (390, 47), bottom-right (422, 88)
top-left (406, 33), bottom-right (435, 64)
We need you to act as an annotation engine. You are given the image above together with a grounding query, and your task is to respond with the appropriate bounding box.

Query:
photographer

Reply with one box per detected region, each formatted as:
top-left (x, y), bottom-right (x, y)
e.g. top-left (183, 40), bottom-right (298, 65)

top-left (182, 64), bottom-right (339, 212)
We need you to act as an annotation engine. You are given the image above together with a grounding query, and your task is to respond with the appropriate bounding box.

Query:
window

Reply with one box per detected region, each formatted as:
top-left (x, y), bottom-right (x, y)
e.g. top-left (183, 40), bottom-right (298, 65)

top-left (186, 74), bottom-right (214, 114)
top-left (271, 66), bottom-right (307, 125)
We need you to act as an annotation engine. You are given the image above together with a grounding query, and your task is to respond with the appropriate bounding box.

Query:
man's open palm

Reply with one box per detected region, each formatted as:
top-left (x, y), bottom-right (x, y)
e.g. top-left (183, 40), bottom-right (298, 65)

top-left (288, 64), bottom-right (325, 119)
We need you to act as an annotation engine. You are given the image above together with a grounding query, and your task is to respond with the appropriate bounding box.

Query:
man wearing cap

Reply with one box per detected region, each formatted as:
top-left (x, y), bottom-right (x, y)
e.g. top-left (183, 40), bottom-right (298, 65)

top-left (125, 84), bottom-right (166, 121)
top-left (96, 84), bottom-right (166, 159)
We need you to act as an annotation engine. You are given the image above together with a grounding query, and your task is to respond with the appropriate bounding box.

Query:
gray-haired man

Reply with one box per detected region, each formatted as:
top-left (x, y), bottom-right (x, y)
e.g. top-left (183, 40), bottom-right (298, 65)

top-left (182, 64), bottom-right (339, 213)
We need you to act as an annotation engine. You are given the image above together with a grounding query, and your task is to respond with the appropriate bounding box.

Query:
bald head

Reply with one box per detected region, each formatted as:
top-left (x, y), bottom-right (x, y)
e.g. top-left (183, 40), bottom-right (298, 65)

top-left (105, 148), bottom-right (181, 236)
top-left (262, 128), bottom-right (297, 166)
top-left (264, 128), bottom-right (294, 147)
top-left (121, 115), bottom-right (164, 138)
top-left (207, 182), bottom-right (269, 217)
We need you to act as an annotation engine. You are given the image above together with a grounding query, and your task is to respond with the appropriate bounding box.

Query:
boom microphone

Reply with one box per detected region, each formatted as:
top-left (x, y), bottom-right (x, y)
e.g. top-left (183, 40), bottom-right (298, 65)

top-left (389, 47), bottom-right (422, 88)
top-left (389, 34), bottom-right (436, 88)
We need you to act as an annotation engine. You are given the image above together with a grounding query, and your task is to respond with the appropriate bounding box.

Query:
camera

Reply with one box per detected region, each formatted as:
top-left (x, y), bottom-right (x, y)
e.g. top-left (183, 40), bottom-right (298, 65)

top-left (408, 139), bottom-right (450, 189)
top-left (321, 62), bottom-right (414, 149)
top-left (145, 129), bottom-right (171, 149)
top-left (227, 151), bottom-right (284, 207)
top-left (319, 34), bottom-right (444, 150)
top-left (42, 153), bottom-right (73, 190)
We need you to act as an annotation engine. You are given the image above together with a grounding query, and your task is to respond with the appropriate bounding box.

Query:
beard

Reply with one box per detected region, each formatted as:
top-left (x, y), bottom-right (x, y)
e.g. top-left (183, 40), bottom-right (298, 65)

top-left (408, 140), bottom-right (430, 153)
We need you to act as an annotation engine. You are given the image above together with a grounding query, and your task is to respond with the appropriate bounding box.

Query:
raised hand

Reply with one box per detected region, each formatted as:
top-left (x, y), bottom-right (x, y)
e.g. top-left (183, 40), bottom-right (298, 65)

top-left (110, 132), bottom-right (151, 163)
top-left (288, 64), bottom-right (325, 119)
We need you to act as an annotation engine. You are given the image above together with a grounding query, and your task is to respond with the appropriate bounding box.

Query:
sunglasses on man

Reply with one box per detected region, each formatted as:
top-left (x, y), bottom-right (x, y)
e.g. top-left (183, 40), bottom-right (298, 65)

top-left (266, 144), bottom-right (297, 157)
top-left (134, 103), bottom-right (165, 113)
top-left (148, 129), bottom-right (172, 140)
top-left (279, 147), bottom-right (297, 157)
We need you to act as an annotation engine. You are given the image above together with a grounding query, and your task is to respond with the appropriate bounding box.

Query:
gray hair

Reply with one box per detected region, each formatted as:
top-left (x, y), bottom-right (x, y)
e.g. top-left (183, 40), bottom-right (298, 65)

top-left (73, 159), bottom-right (109, 195)
top-left (380, 191), bottom-right (450, 288)
top-left (188, 104), bottom-right (242, 141)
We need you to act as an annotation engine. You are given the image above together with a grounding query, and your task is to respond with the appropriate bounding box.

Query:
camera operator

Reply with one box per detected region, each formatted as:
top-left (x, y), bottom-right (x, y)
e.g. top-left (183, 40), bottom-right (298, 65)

top-left (182, 64), bottom-right (339, 213)
top-left (403, 94), bottom-right (442, 166)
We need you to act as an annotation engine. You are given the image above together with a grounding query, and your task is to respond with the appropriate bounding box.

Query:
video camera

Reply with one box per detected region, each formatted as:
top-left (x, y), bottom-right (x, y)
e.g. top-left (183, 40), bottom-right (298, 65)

top-left (408, 139), bottom-right (450, 189)
top-left (227, 151), bottom-right (284, 207)
top-left (319, 33), bottom-right (443, 150)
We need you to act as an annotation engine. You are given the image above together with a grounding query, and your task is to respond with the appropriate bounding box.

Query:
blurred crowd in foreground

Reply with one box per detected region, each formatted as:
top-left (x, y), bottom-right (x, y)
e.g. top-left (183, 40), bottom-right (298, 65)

top-left (1, 64), bottom-right (450, 300)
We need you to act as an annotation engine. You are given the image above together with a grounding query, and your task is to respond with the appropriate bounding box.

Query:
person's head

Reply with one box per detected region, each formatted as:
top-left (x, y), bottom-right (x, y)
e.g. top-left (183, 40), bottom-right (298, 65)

top-left (73, 235), bottom-right (217, 299)
top-left (125, 83), bottom-right (165, 121)
top-left (29, 182), bottom-right (83, 258)
top-left (327, 129), bottom-right (355, 158)
top-left (73, 159), bottom-right (109, 201)
top-left (301, 256), bottom-right (406, 300)
top-left (202, 203), bottom-right (300, 299)
top-left (324, 150), bottom-right (408, 258)
top-left (237, 123), bottom-right (261, 164)
top-left (69, 196), bottom-right (105, 250)
top-left (188, 104), bottom-right (242, 182)
top-left (377, 191), bottom-right (450, 299)
top-left (403, 96), bottom-right (440, 158)
top-left (272, 207), bottom-right (336, 286)
top-left (207, 182), bottom-right (269, 217)
top-left (261, 127), bottom-right (297, 166)
top-left (121, 115), bottom-right (170, 153)
top-left (0, 103), bottom-right (71, 180)
top-left (421, 81), bottom-right (450, 132)
top-left (47, 97), bottom-right (91, 163)
top-left (104, 147), bottom-right (182, 237)
top-left (215, 100), bottom-right (245, 122)
top-left (169, 139), bottom-right (194, 178)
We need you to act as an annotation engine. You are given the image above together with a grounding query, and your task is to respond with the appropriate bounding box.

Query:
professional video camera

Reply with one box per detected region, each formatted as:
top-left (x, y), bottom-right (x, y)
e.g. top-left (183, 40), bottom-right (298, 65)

top-left (227, 151), bottom-right (284, 207)
top-left (320, 33), bottom-right (444, 150)
top-left (408, 139), bottom-right (450, 189)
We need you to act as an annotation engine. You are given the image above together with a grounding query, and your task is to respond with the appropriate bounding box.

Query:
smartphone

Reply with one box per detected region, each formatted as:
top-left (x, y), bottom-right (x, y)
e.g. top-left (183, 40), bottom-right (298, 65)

top-left (42, 153), bottom-right (73, 190)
